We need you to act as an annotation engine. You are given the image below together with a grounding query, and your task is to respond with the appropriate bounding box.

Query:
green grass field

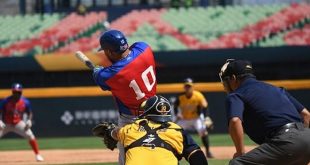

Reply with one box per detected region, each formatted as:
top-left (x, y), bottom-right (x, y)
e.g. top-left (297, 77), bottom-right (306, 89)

top-left (0, 134), bottom-right (255, 150)
top-left (0, 134), bottom-right (254, 165)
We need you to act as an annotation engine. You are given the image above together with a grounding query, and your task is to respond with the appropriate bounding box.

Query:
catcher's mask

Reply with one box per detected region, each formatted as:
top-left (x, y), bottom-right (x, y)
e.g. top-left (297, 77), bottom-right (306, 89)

top-left (139, 95), bottom-right (172, 123)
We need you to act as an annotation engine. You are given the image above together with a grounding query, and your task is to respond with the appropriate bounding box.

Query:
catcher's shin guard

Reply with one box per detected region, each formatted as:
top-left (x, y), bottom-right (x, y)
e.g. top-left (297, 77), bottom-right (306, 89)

top-left (188, 149), bottom-right (208, 165)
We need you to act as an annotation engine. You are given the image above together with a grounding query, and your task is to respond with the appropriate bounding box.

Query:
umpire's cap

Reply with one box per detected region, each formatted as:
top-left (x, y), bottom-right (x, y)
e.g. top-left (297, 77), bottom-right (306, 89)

top-left (99, 29), bottom-right (128, 54)
top-left (12, 83), bottom-right (23, 92)
top-left (139, 95), bottom-right (172, 123)
top-left (219, 59), bottom-right (254, 82)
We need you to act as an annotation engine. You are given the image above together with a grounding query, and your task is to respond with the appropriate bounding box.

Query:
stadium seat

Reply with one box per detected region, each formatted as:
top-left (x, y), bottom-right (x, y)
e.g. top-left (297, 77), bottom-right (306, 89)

top-left (0, 12), bottom-right (107, 57)
top-left (200, 3), bottom-right (310, 49)
top-left (47, 3), bottom-right (310, 54)
top-left (2, 3), bottom-right (310, 57)
top-left (284, 23), bottom-right (310, 46)
top-left (0, 14), bottom-right (60, 48)
top-left (162, 4), bottom-right (288, 46)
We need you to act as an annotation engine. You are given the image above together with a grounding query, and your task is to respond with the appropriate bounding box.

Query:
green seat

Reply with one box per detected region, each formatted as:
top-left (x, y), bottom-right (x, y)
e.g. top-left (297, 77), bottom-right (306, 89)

top-left (127, 23), bottom-right (187, 51)
top-left (0, 13), bottom-right (60, 48)
top-left (258, 32), bottom-right (286, 47)
top-left (161, 4), bottom-right (288, 44)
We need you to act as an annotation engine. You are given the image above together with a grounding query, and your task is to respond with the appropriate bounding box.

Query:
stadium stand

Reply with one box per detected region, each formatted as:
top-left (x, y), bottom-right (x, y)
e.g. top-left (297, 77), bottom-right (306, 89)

top-left (162, 4), bottom-right (287, 47)
top-left (284, 24), bottom-right (310, 46)
top-left (53, 3), bottom-right (310, 54)
top-left (258, 23), bottom-right (310, 47)
top-left (0, 12), bottom-right (106, 57)
top-left (57, 8), bottom-right (188, 53)
top-left (55, 5), bottom-right (286, 53)
top-left (258, 31), bottom-right (287, 47)
top-left (109, 8), bottom-right (197, 50)
top-left (57, 31), bottom-right (101, 53)
top-left (1, 3), bottom-right (310, 57)
top-left (200, 3), bottom-right (310, 48)
top-left (0, 14), bottom-right (61, 54)
top-left (128, 23), bottom-right (188, 51)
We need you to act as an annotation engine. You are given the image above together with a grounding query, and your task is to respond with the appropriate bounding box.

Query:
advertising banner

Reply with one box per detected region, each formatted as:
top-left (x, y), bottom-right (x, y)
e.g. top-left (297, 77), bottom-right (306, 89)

top-left (4, 89), bottom-right (308, 137)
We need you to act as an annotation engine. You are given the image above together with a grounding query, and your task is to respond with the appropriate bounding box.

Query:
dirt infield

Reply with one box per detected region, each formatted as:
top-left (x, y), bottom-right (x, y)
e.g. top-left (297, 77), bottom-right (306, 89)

top-left (0, 146), bottom-right (256, 165)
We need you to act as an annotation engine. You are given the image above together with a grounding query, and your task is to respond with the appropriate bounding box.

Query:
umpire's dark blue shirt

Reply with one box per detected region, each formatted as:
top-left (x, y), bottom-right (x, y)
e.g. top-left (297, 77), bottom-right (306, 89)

top-left (226, 77), bottom-right (304, 144)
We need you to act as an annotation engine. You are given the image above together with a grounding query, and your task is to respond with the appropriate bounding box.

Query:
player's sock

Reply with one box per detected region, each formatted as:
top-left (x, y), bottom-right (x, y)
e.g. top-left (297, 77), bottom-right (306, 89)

top-left (29, 139), bottom-right (39, 155)
top-left (201, 135), bottom-right (213, 158)
top-left (201, 135), bottom-right (210, 151)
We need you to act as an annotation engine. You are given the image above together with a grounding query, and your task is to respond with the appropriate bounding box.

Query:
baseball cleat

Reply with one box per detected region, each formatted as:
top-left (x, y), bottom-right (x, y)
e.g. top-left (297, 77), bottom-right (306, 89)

top-left (206, 152), bottom-right (214, 158)
top-left (35, 154), bottom-right (44, 162)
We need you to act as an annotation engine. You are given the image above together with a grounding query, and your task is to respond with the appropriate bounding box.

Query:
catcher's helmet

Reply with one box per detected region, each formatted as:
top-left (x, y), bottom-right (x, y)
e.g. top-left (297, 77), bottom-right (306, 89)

top-left (99, 29), bottom-right (128, 54)
top-left (219, 59), bottom-right (254, 82)
top-left (12, 83), bottom-right (23, 92)
top-left (139, 95), bottom-right (172, 123)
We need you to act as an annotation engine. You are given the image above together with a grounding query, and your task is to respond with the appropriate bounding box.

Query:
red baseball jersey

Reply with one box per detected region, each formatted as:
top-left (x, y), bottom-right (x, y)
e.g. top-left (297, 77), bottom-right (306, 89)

top-left (94, 42), bottom-right (156, 116)
top-left (0, 96), bottom-right (32, 125)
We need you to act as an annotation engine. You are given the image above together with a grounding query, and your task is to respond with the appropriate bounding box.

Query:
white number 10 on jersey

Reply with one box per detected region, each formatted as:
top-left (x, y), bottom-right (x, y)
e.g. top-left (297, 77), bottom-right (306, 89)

top-left (129, 66), bottom-right (156, 100)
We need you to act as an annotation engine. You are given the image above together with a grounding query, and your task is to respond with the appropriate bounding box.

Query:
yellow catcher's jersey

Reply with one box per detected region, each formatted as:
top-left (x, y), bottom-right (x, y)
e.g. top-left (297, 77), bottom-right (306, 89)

top-left (117, 119), bottom-right (184, 165)
top-left (177, 90), bottom-right (207, 120)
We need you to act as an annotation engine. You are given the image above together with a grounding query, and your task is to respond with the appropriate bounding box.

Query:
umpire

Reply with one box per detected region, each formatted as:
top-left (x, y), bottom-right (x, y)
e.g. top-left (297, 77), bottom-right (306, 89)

top-left (219, 59), bottom-right (310, 165)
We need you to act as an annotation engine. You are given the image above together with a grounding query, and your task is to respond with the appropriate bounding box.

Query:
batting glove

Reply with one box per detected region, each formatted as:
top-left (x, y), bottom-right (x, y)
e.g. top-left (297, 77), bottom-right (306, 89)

top-left (93, 66), bottom-right (104, 80)
top-left (204, 116), bottom-right (214, 130)
top-left (26, 120), bottom-right (32, 128)
top-left (0, 120), bottom-right (6, 129)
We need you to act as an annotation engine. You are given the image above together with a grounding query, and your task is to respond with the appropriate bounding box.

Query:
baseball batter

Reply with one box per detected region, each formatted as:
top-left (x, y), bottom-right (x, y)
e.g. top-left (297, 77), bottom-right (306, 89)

top-left (174, 78), bottom-right (214, 158)
top-left (0, 83), bottom-right (44, 162)
top-left (93, 95), bottom-right (208, 165)
top-left (219, 59), bottom-right (310, 165)
top-left (93, 29), bottom-right (156, 164)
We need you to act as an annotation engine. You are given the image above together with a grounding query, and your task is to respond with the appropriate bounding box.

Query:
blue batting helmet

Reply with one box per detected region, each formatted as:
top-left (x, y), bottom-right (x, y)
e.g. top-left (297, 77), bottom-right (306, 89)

top-left (12, 83), bottom-right (23, 92)
top-left (99, 30), bottom-right (128, 54)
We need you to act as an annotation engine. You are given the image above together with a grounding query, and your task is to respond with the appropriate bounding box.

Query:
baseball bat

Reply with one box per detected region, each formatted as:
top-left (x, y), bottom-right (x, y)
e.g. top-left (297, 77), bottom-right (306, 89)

top-left (75, 51), bottom-right (95, 69)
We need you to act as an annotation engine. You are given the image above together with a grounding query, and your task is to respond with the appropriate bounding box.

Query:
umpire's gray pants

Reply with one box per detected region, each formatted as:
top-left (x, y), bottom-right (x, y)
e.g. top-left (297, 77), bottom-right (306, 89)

top-left (230, 124), bottom-right (310, 165)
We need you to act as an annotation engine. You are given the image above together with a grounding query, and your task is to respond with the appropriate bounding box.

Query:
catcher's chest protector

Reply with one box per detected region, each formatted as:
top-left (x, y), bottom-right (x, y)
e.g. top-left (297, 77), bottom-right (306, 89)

top-left (124, 120), bottom-right (182, 159)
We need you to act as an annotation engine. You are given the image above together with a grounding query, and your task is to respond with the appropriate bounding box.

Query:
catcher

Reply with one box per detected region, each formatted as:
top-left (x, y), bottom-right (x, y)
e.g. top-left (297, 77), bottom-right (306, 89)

top-left (93, 95), bottom-right (208, 165)
top-left (174, 78), bottom-right (214, 158)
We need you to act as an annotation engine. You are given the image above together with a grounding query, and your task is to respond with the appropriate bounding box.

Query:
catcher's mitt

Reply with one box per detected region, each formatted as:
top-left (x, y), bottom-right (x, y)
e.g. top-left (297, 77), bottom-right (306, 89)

top-left (92, 122), bottom-right (118, 150)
